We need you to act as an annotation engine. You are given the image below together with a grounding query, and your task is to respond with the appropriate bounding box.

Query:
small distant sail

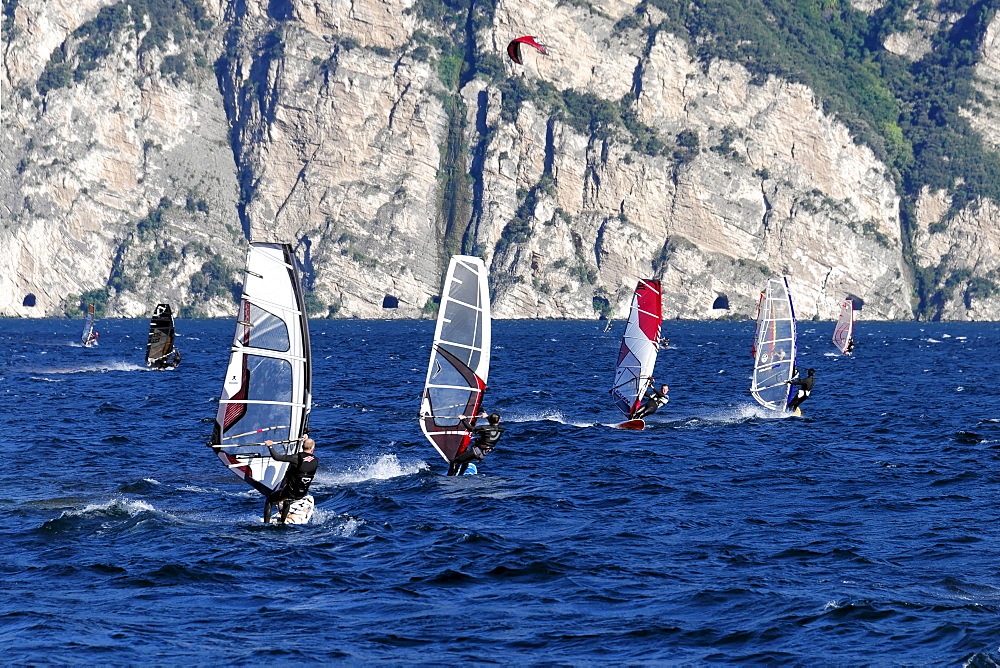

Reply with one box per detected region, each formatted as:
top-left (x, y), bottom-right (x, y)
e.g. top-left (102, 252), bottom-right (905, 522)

top-left (832, 299), bottom-right (854, 355)
top-left (750, 277), bottom-right (797, 411)
top-left (209, 243), bottom-right (312, 495)
top-left (81, 304), bottom-right (97, 347)
top-left (611, 279), bottom-right (663, 419)
top-left (145, 303), bottom-right (177, 368)
top-left (419, 256), bottom-right (491, 463)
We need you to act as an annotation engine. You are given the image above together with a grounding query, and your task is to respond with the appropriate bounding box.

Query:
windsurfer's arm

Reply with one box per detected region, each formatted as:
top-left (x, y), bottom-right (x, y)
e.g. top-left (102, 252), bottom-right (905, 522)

top-left (459, 417), bottom-right (475, 431)
top-left (266, 440), bottom-right (296, 462)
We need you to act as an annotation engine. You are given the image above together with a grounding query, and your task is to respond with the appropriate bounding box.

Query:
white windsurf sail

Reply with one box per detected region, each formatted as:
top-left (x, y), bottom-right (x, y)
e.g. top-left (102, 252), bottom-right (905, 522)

top-left (145, 303), bottom-right (176, 367)
top-left (81, 304), bottom-right (97, 346)
top-left (209, 243), bottom-right (312, 495)
top-left (611, 279), bottom-right (663, 418)
top-left (832, 299), bottom-right (854, 355)
top-left (419, 256), bottom-right (491, 463)
top-left (750, 277), bottom-right (797, 411)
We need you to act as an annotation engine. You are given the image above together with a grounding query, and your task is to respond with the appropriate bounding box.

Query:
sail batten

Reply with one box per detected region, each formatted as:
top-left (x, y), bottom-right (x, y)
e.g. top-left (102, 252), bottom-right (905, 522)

top-left (209, 243), bottom-right (312, 495)
top-left (419, 256), bottom-right (491, 463)
top-left (611, 279), bottom-right (663, 419)
top-left (750, 277), bottom-right (797, 411)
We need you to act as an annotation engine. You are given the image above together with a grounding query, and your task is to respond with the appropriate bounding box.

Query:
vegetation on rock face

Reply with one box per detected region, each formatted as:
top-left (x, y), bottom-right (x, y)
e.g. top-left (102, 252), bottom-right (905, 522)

top-left (37, 0), bottom-right (213, 95)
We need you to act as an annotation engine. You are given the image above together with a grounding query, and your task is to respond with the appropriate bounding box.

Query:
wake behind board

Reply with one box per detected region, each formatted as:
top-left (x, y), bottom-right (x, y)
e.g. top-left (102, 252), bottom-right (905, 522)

top-left (462, 463), bottom-right (478, 476)
top-left (616, 419), bottom-right (645, 430)
top-left (266, 495), bottom-right (315, 525)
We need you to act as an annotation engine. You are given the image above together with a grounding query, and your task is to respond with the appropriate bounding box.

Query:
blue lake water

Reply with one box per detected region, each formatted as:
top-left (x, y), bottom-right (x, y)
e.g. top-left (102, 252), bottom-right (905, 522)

top-left (1, 318), bottom-right (999, 663)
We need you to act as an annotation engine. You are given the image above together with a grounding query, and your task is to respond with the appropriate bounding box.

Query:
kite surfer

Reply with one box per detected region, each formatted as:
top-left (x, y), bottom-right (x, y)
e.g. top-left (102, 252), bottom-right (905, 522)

top-left (631, 382), bottom-right (669, 420)
top-left (786, 368), bottom-right (816, 411)
top-left (263, 437), bottom-right (319, 524)
top-left (449, 412), bottom-right (504, 476)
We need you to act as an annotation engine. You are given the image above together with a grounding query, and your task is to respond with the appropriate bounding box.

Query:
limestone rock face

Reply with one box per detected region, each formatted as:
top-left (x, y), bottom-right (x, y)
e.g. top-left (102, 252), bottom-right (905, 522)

top-left (964, 12), bottom-right (1000, 152)
top-left (1, 0), bottom-right (241, 318)
top-left (2, 0), bottom-right (1000, 323)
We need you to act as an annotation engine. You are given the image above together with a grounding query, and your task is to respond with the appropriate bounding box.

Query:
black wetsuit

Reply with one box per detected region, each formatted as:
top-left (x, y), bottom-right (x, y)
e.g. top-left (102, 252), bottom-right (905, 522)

top-left (265, 445), bottom-right (319, 522)
top-left (632, 387), bottom-right (669, 419)
top-left (787, 375), bottom-right (815, 410)
top-left (449, 418), bottom-right (505, 476)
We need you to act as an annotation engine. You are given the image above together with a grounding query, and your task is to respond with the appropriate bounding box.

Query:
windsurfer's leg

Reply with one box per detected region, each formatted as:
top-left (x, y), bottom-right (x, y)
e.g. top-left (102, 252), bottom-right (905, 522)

top-left (278, 500), bottom-right (291, 524)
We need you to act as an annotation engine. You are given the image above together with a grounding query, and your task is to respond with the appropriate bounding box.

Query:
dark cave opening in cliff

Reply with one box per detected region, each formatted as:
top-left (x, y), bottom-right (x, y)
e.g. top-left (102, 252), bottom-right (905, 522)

top-left (22, 294), bottom-right (36, 307)
top-left (846, 294), bottom-right (864, 310)
top-left (712, 295), bottom-right (730, 310)
top-left (382, 295), bottom-right (399, 309)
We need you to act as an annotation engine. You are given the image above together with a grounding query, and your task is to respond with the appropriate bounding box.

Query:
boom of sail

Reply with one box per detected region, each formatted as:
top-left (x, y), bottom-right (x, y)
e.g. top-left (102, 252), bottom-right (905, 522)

top-left (750, 277), bottom-right (797, 411)
top-left (209, 243), bottom-right (312, 495)
top-left (81, 304), bottom-right (97, 347)
top-left (832, 299), bottom-right (854, 355)
top-left (145, 303), bottom-right (176, 368)
top-left (419, 256), bottom-right (491, 463)
top-left (611, 279), bottom-right (663, 418)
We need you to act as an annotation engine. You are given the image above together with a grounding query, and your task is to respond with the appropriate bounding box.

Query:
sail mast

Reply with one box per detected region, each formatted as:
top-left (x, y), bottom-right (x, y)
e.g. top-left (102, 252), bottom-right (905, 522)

top-left (750, 277), bottom-right (797, 411)
top-left (419, 255), bottom-right (491, 463)
top-left (209, 243), bottom-right (312, 495)
top-left (611, 279), bottom-right (663, 419)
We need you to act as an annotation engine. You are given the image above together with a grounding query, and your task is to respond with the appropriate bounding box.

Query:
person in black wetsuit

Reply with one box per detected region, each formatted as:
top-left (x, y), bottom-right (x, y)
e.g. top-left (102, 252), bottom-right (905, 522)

top-left (449, 412), bottom-right (504, 476)
top-left (786, 368), bottom-right (816, 411)
top-left (263, 437), bottom-right (319, 524)
top-left (632, 383), bottom-right (669, 420)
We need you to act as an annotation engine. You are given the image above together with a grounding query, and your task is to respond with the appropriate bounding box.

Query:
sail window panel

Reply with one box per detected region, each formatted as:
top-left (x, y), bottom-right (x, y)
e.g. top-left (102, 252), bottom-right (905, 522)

top-left (244, 355), bottom-right (293, 402)
top-left (448, 262), bottom-right (482, 308)
top-left (240, 305), bottom-right (291, 352)
top-left (428, 352), bottom-right (469, 387)
top-left (223, 402), bottom-right (294, 446)
top-left (428, 387), bottom-right (476, 428)
top-left (440, 300), bottom-right (481, 356)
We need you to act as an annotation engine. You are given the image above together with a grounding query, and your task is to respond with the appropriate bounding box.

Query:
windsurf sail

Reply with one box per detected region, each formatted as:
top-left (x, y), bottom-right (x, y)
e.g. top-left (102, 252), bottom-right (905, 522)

top-left (750, 277), bottom-right (797, 411)
top-left (81, 304), bottom-right (97, 346)
top-left (611, 279), bottom-right (663, 419)
top-left (832, 299), bottom-right (854, 355)
top-left (145, 303), bottom-right (176, 367)
top-left (209, 243), bottom-right (312, 495)
top-left (419, 256), bottom-right (491, 463)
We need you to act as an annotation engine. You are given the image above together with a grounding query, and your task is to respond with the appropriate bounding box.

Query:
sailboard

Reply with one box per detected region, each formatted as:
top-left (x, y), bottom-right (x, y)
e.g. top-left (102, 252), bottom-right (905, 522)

top-left (611, 279), bottom-right (663, 428)
top-left (145, 303), bottom-right (178, 369)
top-left (419, 256), bottom-right (491, 470)
top-left (832, 299), bottom-right (854, 355)
top-left (208, 243), bottom-right (313, 523)
top-left (750, 277), bottom-right (797, 411)
top-left (81, 304), bottom-right (98, 347)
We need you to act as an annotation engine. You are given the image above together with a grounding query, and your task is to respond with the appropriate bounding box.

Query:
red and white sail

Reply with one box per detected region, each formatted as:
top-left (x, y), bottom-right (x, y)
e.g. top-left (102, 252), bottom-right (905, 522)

top-left (419, 256), bottom-right (491, 463)
top-left (611, 279), bottom-right (663, 418)
top-left (832, 299), bottom-right (854, 355)
top-left (209, 243), bottom-right (312, 495)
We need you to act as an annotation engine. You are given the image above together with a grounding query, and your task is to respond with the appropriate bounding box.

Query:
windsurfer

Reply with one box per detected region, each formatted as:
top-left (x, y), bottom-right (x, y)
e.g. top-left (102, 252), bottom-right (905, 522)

top-left (786, 368), bottom-right (816, 411)
top-left (845, 339), bottom-right (855, 354)
top-left (168, 349), bottom-right (182, 367)
top-left (632, 383), bottom-right (669, 419)
top-left (263, 438), bottom-right (319, 524)
top-left (449, 412), bottom-right (504, 476)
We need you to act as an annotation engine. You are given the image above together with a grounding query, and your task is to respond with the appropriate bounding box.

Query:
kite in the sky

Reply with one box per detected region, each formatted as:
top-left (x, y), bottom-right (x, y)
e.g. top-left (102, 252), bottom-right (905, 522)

top-left (507, 36), bottom-right (548, 65)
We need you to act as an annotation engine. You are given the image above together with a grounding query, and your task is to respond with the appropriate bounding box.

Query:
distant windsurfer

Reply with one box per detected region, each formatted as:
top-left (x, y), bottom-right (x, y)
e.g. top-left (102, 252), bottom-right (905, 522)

top-left (449, 412), bottom-right (504, 476)
top-left (85, 331), bottom-right (99, 347)
top-left (785, 368), bottom-right (816, 411)
top-left (167, 349), bottom-right (181, 368)
top-left (845, 339), bottom-right (855, 354)
top-left (631, 382), bottom-right (669, 420)
top-left (263, 437), bottom-right (318, 524)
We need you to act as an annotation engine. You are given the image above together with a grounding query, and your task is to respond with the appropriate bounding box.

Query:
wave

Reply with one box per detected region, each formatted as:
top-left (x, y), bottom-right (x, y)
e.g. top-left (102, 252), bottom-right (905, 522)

top-left (503, 409), bottom-right (593, 428)
top-left (321, 453), bottom-right (428, 485)
top-left (27, 361), bottom-right (148, 374)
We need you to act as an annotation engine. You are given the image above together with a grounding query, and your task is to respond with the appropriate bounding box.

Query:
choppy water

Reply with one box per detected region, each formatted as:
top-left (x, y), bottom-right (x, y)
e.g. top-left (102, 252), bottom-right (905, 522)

top-left (2, 318), bottom-right (999, 663)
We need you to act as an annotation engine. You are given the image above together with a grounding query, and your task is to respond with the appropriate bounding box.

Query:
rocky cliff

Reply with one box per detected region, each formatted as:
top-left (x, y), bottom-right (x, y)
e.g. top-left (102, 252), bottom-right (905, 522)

top-left (2, 0), bottom-right (999, 321)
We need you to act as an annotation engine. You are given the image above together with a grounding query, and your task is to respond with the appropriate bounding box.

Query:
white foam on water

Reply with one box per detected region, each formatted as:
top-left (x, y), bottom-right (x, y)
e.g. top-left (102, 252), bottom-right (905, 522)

top-left (61, 496), bottom-right (157, 519)
top-left (504, 409), bottom-right (592, 427)
top-left (30, 360), bottom-right (149, 374)
top-left (30, 376), bottom-right (65, 382)
top-left (926, 338), bottom-right (941, 343)
top-left (702, 403), bottom-right (791, 424)
top-left (322, 453), bottom-right (428, 485)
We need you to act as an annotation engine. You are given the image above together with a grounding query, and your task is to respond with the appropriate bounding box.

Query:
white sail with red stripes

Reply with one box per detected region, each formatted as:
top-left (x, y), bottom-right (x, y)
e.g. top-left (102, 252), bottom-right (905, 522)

top-left (209, 243), bottom-right (312, 495)
top-left (419, 256), bottom-right (491, 463)
top-left (611, 279), bottom-right (663, 419)
top-left (832, 299), bottom-right (854, 354)
top-left (750, 277), bottom-right (797, 411)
